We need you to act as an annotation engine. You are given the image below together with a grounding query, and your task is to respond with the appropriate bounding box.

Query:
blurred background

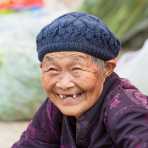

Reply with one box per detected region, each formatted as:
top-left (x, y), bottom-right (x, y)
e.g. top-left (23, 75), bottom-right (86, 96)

top-left (0, 0), bottom-right (148, 147)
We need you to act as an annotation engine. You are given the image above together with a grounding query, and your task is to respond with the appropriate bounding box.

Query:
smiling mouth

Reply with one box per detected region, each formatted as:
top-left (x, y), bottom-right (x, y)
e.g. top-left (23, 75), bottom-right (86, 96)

top-left (58, 92), bottom-right (83, 99)
top-left (56, 92), bottom-right (84, 105)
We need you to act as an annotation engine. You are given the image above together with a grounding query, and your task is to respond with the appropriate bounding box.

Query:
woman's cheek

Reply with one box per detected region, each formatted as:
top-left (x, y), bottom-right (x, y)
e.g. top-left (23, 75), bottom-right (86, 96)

top-left (79, 75), bottom-right (99, 90)
top-left (41, 75), bottom-right (51, 91)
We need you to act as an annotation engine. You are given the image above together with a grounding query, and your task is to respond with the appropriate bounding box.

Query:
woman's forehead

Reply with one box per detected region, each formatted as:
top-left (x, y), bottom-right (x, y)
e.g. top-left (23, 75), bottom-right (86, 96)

top-left (44, 51), bottom-right (91, 61)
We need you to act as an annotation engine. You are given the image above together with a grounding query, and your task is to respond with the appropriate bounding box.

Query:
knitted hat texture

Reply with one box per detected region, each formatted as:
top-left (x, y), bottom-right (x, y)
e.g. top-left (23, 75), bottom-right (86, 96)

top-left (36, 12), bottom-right (121, 61)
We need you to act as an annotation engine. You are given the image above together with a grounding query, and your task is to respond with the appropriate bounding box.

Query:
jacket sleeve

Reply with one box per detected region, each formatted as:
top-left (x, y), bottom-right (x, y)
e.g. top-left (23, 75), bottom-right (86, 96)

top-left (105, 89), bottom-right (148, 148)
top-left (11, 99), bottom-right (62, 148)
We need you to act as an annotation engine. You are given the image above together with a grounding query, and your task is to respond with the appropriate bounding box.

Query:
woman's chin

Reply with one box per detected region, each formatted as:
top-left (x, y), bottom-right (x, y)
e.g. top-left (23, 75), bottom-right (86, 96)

top-left (59, 105), bottom-right (85, 118)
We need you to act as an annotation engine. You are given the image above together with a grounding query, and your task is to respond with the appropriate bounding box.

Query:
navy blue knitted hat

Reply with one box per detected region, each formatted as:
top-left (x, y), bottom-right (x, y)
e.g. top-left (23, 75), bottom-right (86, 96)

top-left (36, 12), bottom-right (121, 61)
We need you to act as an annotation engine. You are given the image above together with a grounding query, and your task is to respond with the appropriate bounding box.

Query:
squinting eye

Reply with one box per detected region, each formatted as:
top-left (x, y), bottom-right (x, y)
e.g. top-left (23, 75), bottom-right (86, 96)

top-left (72, 67), bottom-right (83, 71)
top-left (48, 67), bottom-right (57, 71)
top-left (43, 67), bottom-right (59, 73)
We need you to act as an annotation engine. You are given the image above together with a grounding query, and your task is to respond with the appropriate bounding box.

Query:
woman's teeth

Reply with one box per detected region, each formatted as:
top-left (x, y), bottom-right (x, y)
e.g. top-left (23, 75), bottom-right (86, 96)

top-left (59, 94), bottom-right (64, 99)
top-left (59, 94), bottom-right (78, 99)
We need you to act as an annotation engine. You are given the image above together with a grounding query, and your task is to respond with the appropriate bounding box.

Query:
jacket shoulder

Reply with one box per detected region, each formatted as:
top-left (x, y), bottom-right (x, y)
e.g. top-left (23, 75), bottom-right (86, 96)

top-left (103, 78), bottom-right (148, 147)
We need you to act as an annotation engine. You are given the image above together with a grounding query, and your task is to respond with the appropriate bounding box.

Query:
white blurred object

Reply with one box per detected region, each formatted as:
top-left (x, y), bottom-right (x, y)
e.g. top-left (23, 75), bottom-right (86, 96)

top-left (0, 0), bottom-right (83, 53)
top-left (116, 39), bottom-right (148, 95)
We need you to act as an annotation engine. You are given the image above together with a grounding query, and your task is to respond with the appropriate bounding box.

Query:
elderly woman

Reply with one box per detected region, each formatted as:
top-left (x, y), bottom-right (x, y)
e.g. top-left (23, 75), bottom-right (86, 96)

top-left (12, 12), bottom-right (148, 148)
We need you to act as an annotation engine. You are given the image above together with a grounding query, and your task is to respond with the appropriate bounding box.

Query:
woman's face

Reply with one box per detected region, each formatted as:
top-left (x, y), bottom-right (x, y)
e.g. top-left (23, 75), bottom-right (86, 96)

top-left (41, 51), bottom-right (107, 118)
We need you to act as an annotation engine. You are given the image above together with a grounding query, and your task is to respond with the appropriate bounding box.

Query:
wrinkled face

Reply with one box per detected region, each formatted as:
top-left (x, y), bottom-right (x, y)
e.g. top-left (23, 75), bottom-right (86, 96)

top-left (40, 51), bottom-right (106, 118)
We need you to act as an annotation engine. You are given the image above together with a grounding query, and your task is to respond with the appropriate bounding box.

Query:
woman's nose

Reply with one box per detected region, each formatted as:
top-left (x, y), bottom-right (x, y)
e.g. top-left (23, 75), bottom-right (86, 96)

top-left (55, 73), bottom-right (74, 90)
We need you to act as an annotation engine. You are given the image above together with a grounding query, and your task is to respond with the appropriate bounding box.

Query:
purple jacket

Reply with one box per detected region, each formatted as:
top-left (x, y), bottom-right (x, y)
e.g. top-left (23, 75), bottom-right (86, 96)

top-left (12, 73), bottom-right (148, 148)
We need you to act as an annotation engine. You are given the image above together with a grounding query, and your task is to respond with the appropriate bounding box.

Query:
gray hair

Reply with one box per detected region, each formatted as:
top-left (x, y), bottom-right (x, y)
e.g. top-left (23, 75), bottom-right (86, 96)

top-left (91, 56), bottom-right (105, 69)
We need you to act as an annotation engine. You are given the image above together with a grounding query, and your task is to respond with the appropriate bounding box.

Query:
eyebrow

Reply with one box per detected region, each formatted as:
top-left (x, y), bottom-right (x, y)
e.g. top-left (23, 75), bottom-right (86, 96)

top-left (44, 56), bottom-right (55, 62)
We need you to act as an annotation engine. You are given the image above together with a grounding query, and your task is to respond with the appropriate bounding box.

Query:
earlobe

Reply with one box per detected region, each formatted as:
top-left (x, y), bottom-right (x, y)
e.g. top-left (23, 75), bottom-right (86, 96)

top-left (40, 63), bottom-right (42, 69)
top-left (104, 58), bottom-right (117, 77)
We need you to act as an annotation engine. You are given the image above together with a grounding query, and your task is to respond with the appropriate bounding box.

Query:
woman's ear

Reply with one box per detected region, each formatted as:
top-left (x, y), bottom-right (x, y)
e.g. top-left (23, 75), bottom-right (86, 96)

top-left (104, 58), bottom-right (117, 77)
top-left (40, 63), bottom-right (42, 69)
